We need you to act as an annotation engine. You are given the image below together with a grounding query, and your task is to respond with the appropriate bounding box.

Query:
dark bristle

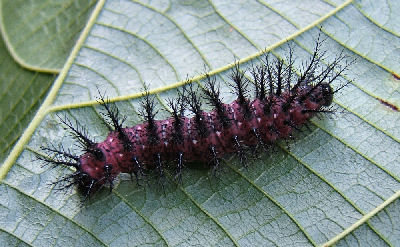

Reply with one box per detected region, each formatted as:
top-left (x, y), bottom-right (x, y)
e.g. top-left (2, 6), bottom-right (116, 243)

top-left (282, 49), bottom-right (296, 112)
top-left (252, 64), bottom-right (267, 100)
top-left (202, 74), bottom-right (231, 128)
top-left (300, 50), bottom-right (352, 103)
top-left (132, 156), bottom-right (145, 186)
top-left (58, 115), bottom-right (95, 151)
top-left (209, 145), bottom-right (221, 175)
top-left (103, 164), bottom-right (114, 191)
top-left (263, 54), bottom-right (275, 97)
top-left (230, 63), bottom-right (252, 119)
top-left (37, 154), bottom-right (79, 169)
top-left (324, 53), bottom-right (354, 85)
top-left (285, 45), bottom-right (294, 93)
top-left (259, 46), bottom-right (296, 113)
top-left (233, 135), bottom-right (247, 168)
top-left (301, 108), bottom-right (335, 114)
top-left (252, 128), bottom-right (268, 152)
top-left (81, 178), bottom-right (96, 202)
top-left (186, 83), bottom-right (209, 138)
top-left (139, 89), bottom-right (159, 145)
top-left (174, 152), bottom-right (184, 184)
top-left (284, 119), bottom-right (301, 131)
top-left (167, 89), bottom-right (186, 144)
top-left (274, 58), bottom-right (284, 96)
top-left (57, 115), bottom-right (104, 160)
top-left (283, 46), bottom-right (295, 110)
top-left (295, 35), bottom-right (325, 90)
top-left (50, 172), bottom-right (80, 191)
top-left (97, 94), bottom-right (132, 151)
top-left (41, 145), bottom-right (79, 161)
top-left (155, 153), bottom-right (165, 189)
top-left (260, 54), bottom-right (276, 115)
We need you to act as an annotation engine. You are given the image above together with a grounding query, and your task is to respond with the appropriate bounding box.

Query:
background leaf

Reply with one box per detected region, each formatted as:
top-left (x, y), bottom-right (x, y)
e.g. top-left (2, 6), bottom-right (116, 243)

top-left (0, 0), bottom-right (96, 164)
top-left (0, 35), bottom-right (54, 163)
top-left (1, 0), bottom-right (400, 246)
top-left (0, 0), bottom-right (97, 72)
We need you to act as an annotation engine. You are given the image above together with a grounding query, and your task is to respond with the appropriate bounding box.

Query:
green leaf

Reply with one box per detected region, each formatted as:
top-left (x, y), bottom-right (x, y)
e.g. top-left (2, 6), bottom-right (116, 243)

top-left (0, 30), bottom-right (54, 163)
top-left (1, 0), bottom-right (400, 246)
top-left (0, 0), bottom-right (97, 72)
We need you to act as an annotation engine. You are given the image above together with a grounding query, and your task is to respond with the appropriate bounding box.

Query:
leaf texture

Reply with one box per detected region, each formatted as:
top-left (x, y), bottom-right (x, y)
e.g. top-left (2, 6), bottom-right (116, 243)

top-left (0, 32), bottom-right (54, 163)
top-left (1, 0), bottom-right (399, 246)
top-left (0, 0), bottom-right (97, 72)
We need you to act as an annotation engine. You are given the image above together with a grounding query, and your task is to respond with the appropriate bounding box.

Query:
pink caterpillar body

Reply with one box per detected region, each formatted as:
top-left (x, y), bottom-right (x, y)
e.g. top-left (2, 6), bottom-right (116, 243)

top-left (82, 84), bottom-right (331, 179)
top-left (39, 41), bottom-right (350, 199)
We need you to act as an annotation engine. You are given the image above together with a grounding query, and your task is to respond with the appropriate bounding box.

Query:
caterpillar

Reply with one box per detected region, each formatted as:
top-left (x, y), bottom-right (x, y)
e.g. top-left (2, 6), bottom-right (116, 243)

top-left (38, 39), bottom-right (351, 201)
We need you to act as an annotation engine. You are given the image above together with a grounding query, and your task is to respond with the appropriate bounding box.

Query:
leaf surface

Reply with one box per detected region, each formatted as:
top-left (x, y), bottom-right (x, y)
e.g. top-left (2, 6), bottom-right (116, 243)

top-left (0, 30), bottom-right (54, 163)
top-left (1, 0), bottom-right (400, 246)
top-left (0, 0), bottom-right (97, 72)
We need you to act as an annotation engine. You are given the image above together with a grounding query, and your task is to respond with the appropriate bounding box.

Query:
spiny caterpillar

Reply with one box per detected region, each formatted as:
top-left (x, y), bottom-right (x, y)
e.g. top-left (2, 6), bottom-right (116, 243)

top-left (38, 39), bottom-right (351, 201)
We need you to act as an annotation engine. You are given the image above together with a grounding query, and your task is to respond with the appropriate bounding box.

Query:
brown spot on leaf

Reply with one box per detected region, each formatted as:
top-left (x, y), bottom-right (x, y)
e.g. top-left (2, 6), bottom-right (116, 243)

top-left (392, 73), bottom-right (400, 80)
top-left (378, 99), bottom-right (399, 111)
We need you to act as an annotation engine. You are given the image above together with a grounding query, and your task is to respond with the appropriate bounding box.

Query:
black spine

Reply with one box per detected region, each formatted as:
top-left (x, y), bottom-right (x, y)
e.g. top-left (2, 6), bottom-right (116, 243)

top-left (139, 89), bottom-right (159, 145)
top-left (103, 164), bottom-right (114, 191)
top-left (252, 64), bottom-right (267, 100)
top-left (230, 63), bottom-right (252, 119)
top-left (209, 145), bottom-right (221, 175)
top-left (58, 115), bottom-right (104, 160)
top-left (186, 84), bottom-right (209, 138)
top-left (174, 152), bottom-right (184, 184)
top-left (233, 135), bottom-right (247, 168)
top-left (98, 95), bottom-right (132, 151)
top-left (155, 153), bottom-right (165, 189)
top-left (132, 156), bottom-right (145, 186)
top-left (167, 89), bottom-right (186, 144)
top-left (282, 47), bottom-right (295, 112)
top-left (274, 58), bottom-right (284, 96)
top-left (202, 74), bottom-right (231, 128)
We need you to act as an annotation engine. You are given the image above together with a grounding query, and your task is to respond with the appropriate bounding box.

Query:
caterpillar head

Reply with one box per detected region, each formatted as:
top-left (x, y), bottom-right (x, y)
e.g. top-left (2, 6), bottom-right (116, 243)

top-left (75, 150), bottom-right (118, 196)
